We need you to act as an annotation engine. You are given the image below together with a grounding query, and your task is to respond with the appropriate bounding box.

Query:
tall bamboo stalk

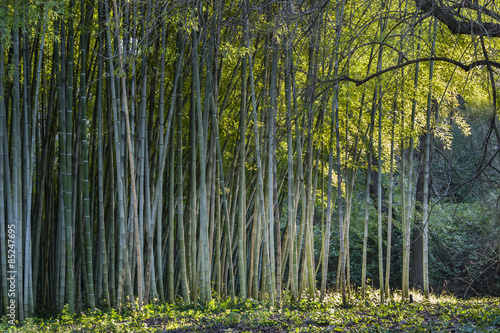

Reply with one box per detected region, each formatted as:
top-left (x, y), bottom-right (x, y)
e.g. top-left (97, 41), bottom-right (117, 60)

top-left (79, 1), bottom-right (95, 308)
top-left (362, 89), bottom-right (376, 299)
top-left (238, 37), bottom-right (248, 301)
top-left (176, 33), bottom-right (189, 302)
top-left (402, 28), bottom-right (421, 301)
top-left (423, 18), bottom-right (438, 298)
top-left (284, 35), bottom-right (298, 301)
top-left (110, 0), bottom-right (143, 309)
top-left (385, 97), bottom-right (397, 298)
top-left (192, 27), bottom-right (211, 303)
top-left (0, 38), bottom-right (8, 314)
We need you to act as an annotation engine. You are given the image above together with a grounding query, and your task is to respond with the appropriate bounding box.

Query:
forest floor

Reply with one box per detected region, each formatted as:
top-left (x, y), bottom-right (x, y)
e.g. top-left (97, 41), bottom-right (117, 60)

top-left (3, 290), bottom-right (500, 332)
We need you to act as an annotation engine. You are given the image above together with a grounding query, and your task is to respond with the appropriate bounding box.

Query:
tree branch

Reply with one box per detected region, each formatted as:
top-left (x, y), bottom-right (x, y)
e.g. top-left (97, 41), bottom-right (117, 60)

top-left (415, 0), bottom-right (500, 37)
top-left (336, 57), bottom-right (500, 86)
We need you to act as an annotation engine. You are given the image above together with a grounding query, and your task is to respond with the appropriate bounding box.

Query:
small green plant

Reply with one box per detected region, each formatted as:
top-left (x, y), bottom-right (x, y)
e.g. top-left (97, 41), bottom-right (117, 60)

top-left (3, 292), bottom-right (500, 332)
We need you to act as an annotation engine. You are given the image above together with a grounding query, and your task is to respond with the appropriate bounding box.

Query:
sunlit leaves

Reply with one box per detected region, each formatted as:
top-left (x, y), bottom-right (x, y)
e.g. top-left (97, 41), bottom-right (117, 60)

top-left (219, 41), bottom-right (252, 62)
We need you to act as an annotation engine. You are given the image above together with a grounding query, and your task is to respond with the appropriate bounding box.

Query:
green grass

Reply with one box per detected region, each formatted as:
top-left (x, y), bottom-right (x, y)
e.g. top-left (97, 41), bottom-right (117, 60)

top-left (3, 290), bottom-right (500, 332)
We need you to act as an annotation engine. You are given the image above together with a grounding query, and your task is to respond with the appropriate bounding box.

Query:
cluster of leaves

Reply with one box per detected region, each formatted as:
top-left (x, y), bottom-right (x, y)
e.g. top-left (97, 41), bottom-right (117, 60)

top-left (3, 291), bottom-right (500, 332)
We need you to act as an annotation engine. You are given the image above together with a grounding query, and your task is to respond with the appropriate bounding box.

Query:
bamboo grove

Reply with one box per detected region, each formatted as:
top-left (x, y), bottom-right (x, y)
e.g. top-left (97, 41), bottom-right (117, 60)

top-left (1, 0), bottom-right (499, 320)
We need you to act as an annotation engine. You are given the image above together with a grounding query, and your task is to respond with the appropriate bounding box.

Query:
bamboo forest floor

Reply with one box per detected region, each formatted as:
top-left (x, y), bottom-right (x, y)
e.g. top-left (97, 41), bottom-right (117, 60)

top-left (3, 290), bottom-right (500, 332)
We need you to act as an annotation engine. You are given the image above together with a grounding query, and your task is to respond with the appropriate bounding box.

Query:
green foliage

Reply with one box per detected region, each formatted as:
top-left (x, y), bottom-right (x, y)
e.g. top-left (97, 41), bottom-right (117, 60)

top-left (428, 196), bottom-right (500, 296)
top-left (3, 0), bottom-right (500, 323)
top-left (4, 293), bottom-right (500, 332)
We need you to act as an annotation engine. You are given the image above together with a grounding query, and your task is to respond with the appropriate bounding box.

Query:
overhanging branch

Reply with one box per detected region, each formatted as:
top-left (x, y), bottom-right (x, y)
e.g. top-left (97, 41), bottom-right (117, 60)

top-left (415, 0), bottom-right (500, 37)
top-left (336, 57), bottom-right (500, 86)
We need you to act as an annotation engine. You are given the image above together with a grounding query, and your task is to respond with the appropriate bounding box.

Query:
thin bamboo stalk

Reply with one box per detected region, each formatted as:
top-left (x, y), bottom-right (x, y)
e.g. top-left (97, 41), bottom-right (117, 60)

top-left (0, 38), bottom-right (8, 313)
top-left (423, 18), bottom-right (438, 299)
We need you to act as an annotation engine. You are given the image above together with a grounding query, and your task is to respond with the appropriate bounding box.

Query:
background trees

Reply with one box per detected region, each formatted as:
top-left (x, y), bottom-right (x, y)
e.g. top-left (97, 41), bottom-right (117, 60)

top-left (1, 0), bottom-right (500, 320)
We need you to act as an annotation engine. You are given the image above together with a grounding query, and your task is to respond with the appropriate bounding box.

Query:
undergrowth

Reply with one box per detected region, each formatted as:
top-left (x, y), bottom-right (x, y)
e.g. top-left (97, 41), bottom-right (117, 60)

top-left (2, 289), bottom-right (500, 332)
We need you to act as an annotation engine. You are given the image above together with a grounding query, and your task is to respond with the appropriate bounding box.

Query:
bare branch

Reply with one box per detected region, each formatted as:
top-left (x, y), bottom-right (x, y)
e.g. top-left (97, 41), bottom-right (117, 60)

top-left (335, 57), bottom-right (500, 86)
